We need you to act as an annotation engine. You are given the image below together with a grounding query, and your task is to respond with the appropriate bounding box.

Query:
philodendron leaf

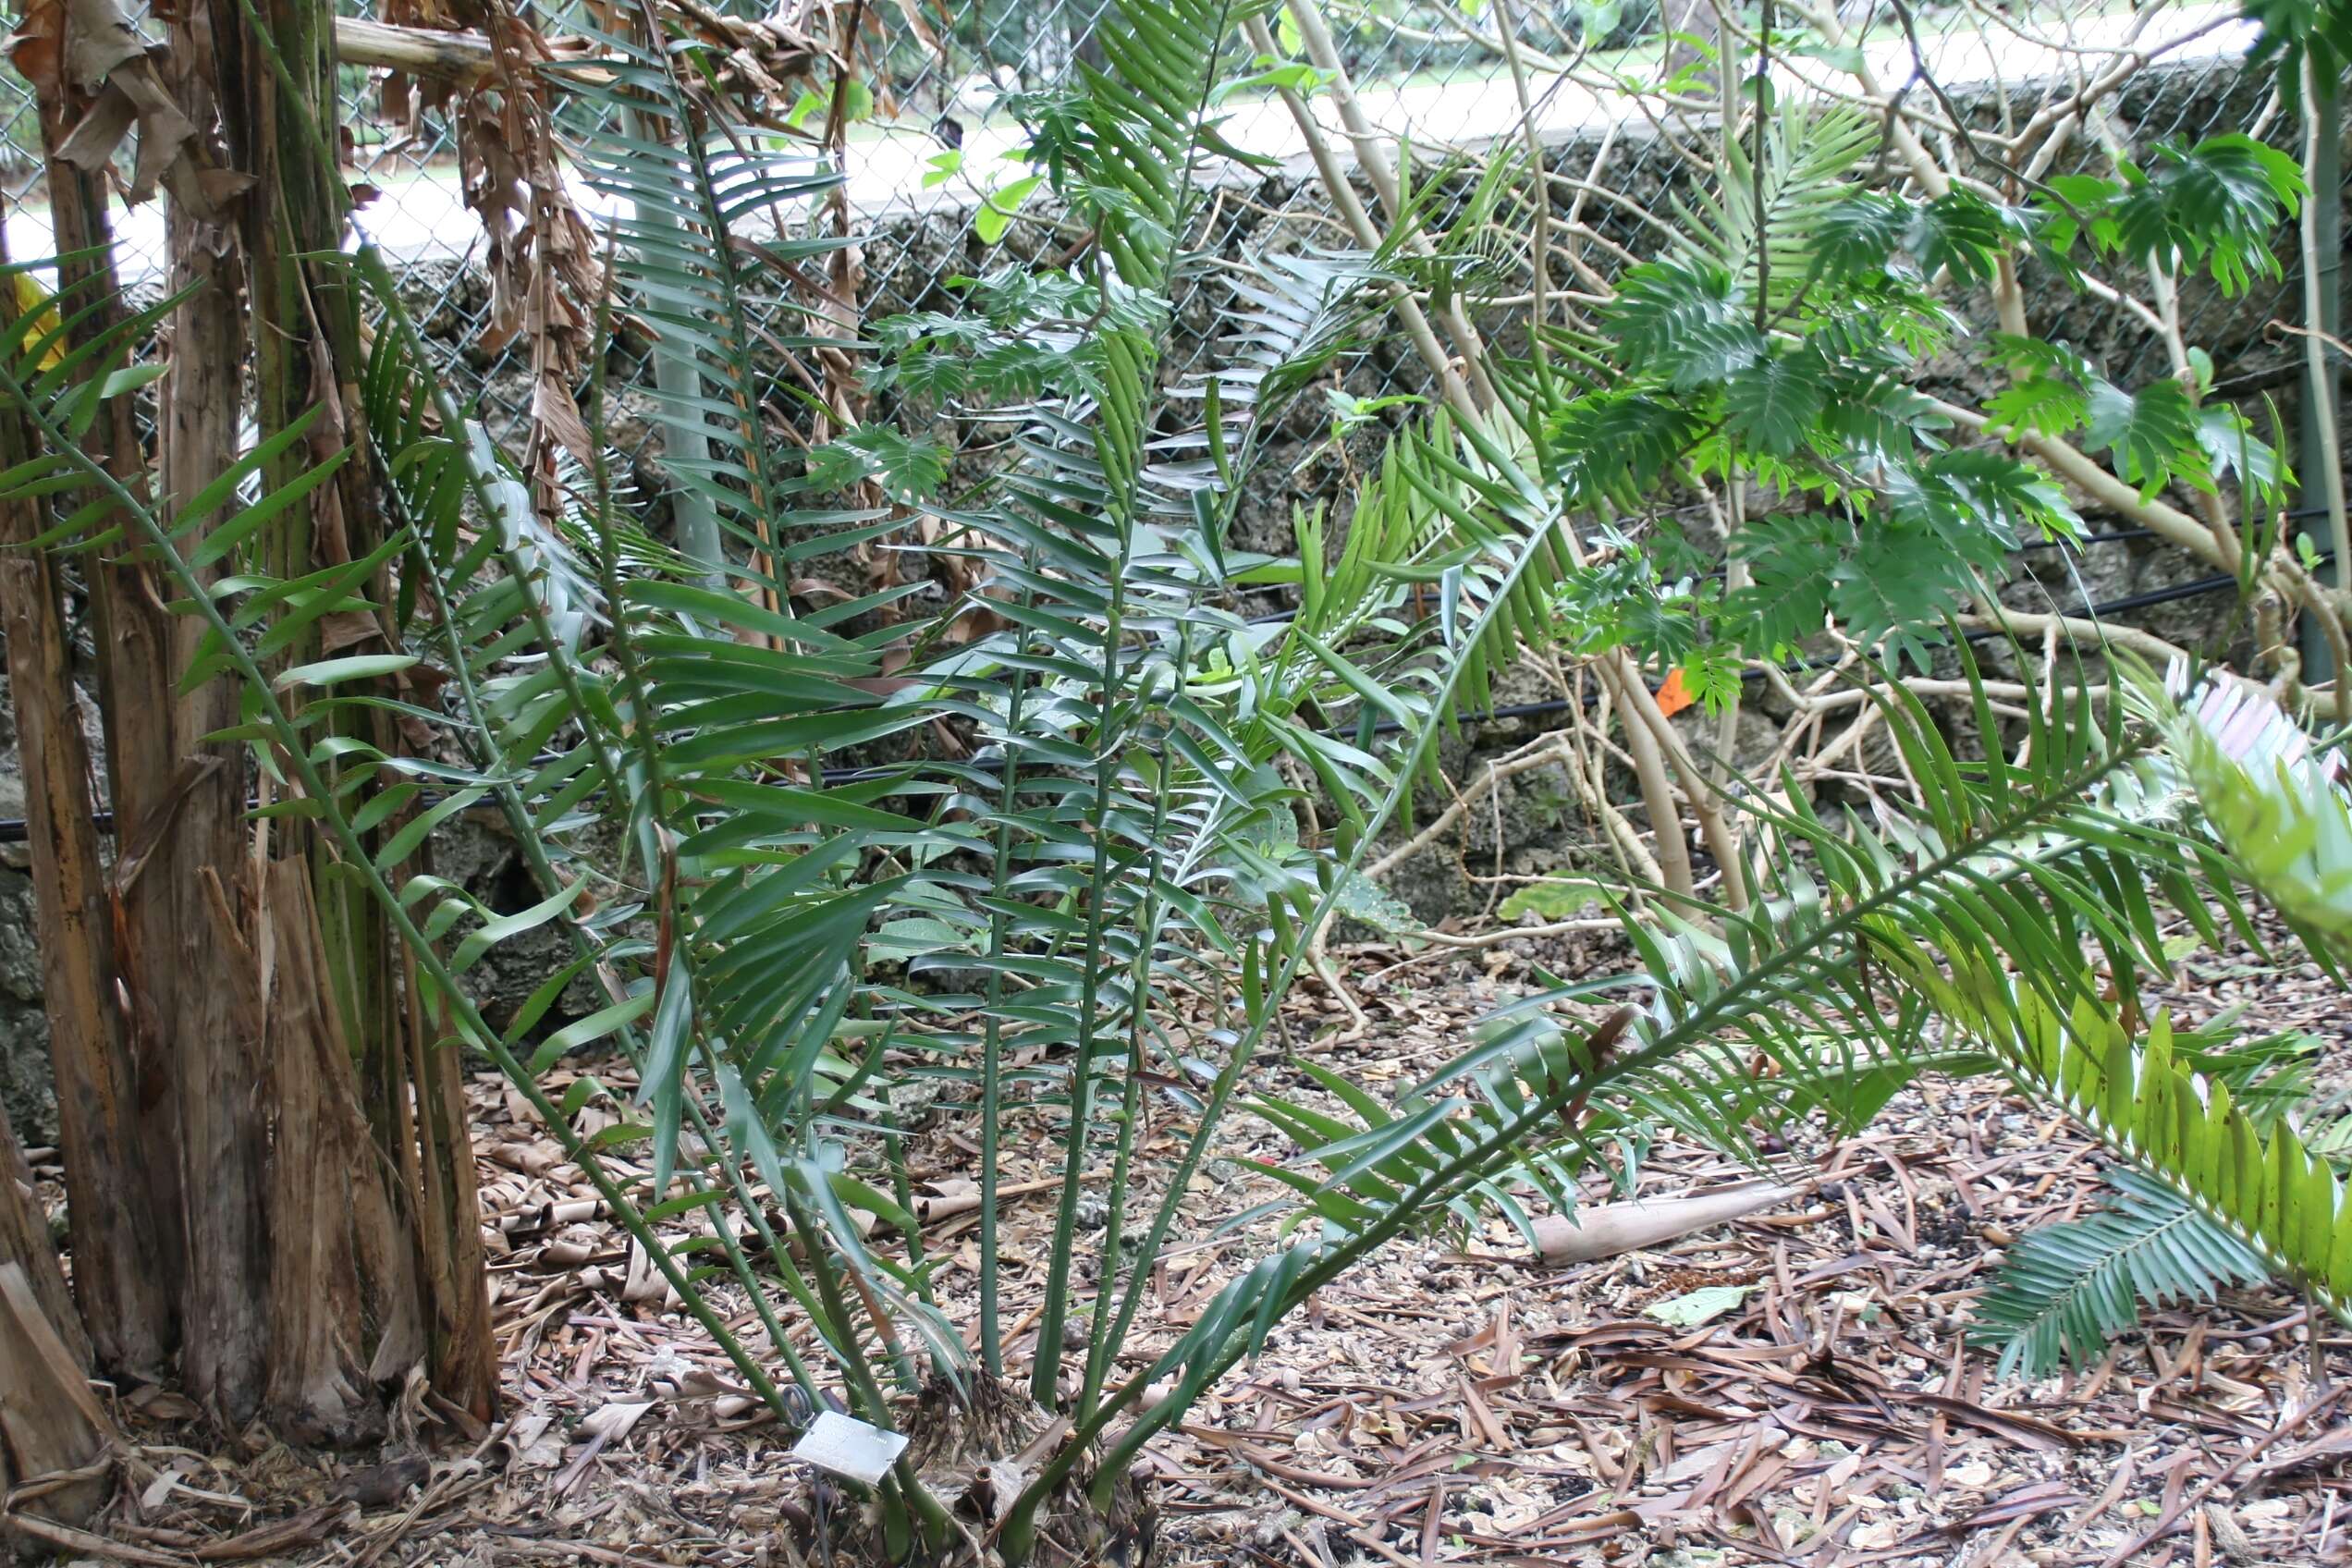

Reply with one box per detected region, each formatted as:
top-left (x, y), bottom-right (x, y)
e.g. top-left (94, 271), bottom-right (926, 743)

top-left (1332, 870), bottom-right (1417, 935)
top-left (1497, 879), bottom-right (1606, 921)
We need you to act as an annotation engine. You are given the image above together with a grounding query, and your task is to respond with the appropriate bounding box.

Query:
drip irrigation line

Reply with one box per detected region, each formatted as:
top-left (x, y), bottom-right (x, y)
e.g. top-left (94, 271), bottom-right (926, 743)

top-left (2, 546), bottom-right (2311, 844)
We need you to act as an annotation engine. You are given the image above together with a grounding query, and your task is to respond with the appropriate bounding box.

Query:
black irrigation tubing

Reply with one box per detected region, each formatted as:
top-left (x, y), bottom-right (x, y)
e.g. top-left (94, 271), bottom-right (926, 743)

top-left (4, 521), bottom-right (2338, 844)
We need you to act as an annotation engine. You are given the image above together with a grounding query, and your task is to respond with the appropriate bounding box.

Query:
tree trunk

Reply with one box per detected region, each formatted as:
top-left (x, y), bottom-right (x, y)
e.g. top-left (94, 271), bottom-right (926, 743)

top-left (233, 0), bottom-right (497, 1430)
top-left (8, 0), bottom-right (494, 1439)
top-left (0, 1120), bottom-right (108, 1552)
top-left (0, 1262), bottom-right (114, 1553)
top-left (0, 1113), bottom-right (80, 1370)
top-left (6, 0), bottom-right (184, 1384)
top-left (194, 862), bottom-right (426, 1445)
top-left (155, 0), bottom-right (274, 1428)
top-left (0, 389), bottom-right (168, 1383)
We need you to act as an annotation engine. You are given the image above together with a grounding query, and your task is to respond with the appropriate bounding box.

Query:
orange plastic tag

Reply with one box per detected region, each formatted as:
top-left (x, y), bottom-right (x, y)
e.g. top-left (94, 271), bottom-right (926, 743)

top-left (1655, 668), bottom-right (1694, 717)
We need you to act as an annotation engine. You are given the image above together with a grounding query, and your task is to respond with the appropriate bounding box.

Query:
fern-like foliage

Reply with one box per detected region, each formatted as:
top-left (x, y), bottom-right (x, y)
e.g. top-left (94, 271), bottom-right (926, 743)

top-left (548, 21), bottom-right (858, 580)
top-left (2166, 670), bottom-right (2352, 958)
top-left (1187, 650), bottom-right (2243, 1440)
top-left (1883, 674), bottom-right (2352, 1373)
top-left (2050, 134), bottom-right (2306, 298)
top-left (1931, 981), bottom-right (2352, 1323)
top-left (1516, 89), bottom-right (2298, 683)
top-left (1533, 104), bottom-right (2089, 668)
top-left (1971, 1169), bottom-right (2270, 1379)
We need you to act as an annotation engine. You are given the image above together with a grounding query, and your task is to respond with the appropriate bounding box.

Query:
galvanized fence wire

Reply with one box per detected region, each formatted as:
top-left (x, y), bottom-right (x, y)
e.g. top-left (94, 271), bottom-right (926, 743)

top-left (0, 2), bottom-right (2330, 460)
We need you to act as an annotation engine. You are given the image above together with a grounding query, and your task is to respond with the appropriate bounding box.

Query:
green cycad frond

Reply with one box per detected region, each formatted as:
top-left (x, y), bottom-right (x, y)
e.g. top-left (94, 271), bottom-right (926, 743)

top-left (1016, 0), bottom-right (1247, 508)
top-left (1113, 662), bottom-right (2352, 1415)
top-left (1217, 653), bottom-right (2216, 1377)
top-left (342, 252), bottom-right (969, 1416)
top-left (553, 23), bottom-right (863, 585)
top-left (1604, 655), bottom-right (2227, 1134)
top-left (6, 362), bottom-right (743, 1452)
top-left (1880, 675), bottom-right (2352, 1341)
top-left (1187, 248), bottom-right (1395, 478)
top-left (1340, 418), bottom-right (1576, 733)
top-left (1012, 474), bottom-right (1587, 1512)
top-left (1678, 98), bottom-right (1880, 315)
top-left (1063, 0), bottom-right (1250, 290)
top-left (1251, 1015), bottom-right (1622, 1256)
top-left (1225, 624), bottom-right (2352, 1391)
top-left (1971, 1169), bottom-right (2270, 1379)
top-left (1544, 674), bottom-right (2195, 1145)
top-left (2163, 670), bottom-right (2352, 957)
top-left (4, 243), bottom-right (645, 1061)
top-left (1939, 986), bottom-right (2352, 1326)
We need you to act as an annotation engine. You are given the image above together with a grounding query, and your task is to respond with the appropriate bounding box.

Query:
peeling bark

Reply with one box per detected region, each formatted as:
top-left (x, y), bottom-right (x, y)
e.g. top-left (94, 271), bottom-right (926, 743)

top-left (0, 1114), bottom-right (80, 1373)
top-left (8, 0), bottom-right (496, 1441)
top-left (0, 253), bottom-right (172, 1388)
top-left (4, 0), bottom-right (184, 1381)
top-left (209, 863), bottom-right (421, 1445)
top-left (237, 0), bottom-right (496, 1429)
top-left (155, 0), bottom-right (271, 1428)
top-left (0, 1113), bottom-right (100, 1549)
top-left (0, 1261), bottom-right (113, 1550)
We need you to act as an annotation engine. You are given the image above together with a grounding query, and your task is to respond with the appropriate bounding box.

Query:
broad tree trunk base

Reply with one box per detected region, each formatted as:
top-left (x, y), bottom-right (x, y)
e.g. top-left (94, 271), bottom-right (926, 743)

top-left (0, 1115), bottom-right (79, 1369)
top-left (0, 1262), bottom-right (115, 1557)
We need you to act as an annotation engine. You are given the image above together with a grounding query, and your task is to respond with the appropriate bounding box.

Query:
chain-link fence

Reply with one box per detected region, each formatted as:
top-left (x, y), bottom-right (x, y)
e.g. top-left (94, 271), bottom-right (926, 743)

top-left (0, 1), bottom-right (2334, 460)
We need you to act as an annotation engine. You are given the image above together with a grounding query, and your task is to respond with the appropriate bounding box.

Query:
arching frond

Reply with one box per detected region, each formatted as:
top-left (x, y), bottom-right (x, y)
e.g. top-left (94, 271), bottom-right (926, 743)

top-left (1970, 1169), bottom-right (2271, 1379)
top-left (2165, 669), bottom-right (2352, 959)
top-left (1676, 98), bottom-right (1882, 317)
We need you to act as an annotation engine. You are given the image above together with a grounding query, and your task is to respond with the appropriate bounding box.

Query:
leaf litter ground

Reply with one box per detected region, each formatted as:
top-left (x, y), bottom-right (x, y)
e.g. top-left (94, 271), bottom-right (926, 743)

top-left (19, 930), bottom-right (2352, 1567)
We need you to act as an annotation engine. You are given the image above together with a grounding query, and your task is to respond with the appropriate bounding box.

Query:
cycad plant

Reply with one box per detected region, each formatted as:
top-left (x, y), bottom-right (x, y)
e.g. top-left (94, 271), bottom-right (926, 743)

top-left (8, 3), bottom-right (2352, 1564)
top-left (13, 0), bottom-right (1599, 1551)
top-left (1957, 668), bottom-right (2352, 1376)
top-left (1269, 642), bottom-right (2352, 1368)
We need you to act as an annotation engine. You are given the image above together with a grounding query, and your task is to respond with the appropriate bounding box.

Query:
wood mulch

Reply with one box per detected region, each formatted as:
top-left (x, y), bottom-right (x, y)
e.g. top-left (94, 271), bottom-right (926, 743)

top-left (16, 936), bottom-right (2352, 1567)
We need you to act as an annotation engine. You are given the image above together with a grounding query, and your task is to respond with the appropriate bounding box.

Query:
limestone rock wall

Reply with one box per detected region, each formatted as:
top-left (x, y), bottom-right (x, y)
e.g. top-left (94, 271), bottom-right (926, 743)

top-left (0, 55), bottom-right (2331, 1138)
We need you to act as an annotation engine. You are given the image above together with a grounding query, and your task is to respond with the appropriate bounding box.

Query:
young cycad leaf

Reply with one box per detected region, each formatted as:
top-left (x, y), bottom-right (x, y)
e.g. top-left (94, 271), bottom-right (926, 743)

top-left (1970, 1169), bottom-right (2269, 1378)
